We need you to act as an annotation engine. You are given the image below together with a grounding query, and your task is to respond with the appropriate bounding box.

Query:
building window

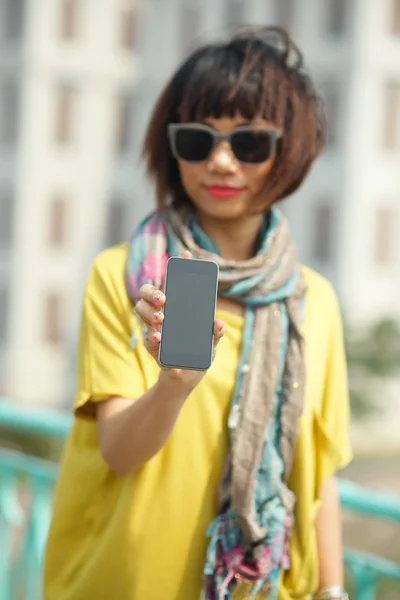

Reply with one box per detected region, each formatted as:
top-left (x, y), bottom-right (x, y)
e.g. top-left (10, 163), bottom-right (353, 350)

top-left (321, 80), bottom-right (340, 148)
top-left (325, 0), bottom-right (347, 37)
top-left (106, 200), bottom-right (127, 247)
top-left (48, 196), bottom-right (68, 246)
top-left (0, 189), bottom-right (14, 247)
top-left (55, 85), bottom-right (75, 145)
top-left (119, 6), bottom-right (135, 50)
top-left (4, 0), bottom-right (25, 41)
top-left (0, 286), bottom-right (8, 343)
top-left (224, 0), bottom-right (246, 31)
top-left (383, 81), bottom-right (400, 150)
top-left (115, 92), bottom-right (133, 154)
top-left (375, 208), bottom-right (396, 264)
top-left (180, 3), bottom-right (201, 56)
top-left (60, 0), bottom-right (78, 41)
top-left (390, 0), bottom-right (400, 35)
top-left (43, 293), bottom-right (63, 345)
top-left (313, 203), bottom-right (333, 261)
top-left (275, 0), bottom-right (294, 34)
top-left (0, 82), bottom-right (20, 146)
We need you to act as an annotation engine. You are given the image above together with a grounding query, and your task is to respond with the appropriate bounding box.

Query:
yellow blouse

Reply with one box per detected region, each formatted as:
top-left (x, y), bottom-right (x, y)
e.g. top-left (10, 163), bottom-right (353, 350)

top-left (44, 243), bottom-right (352, 600)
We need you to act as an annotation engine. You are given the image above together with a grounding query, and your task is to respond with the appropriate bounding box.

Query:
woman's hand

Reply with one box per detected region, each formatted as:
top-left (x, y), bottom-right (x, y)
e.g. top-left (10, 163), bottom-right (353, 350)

top-left (135, 251), bottom-right (225, 392)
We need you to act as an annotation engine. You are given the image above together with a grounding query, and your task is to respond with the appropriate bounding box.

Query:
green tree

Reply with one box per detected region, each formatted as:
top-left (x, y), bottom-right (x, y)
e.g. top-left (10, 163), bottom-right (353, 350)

top-left (344, 318), bottom-right (400, 418)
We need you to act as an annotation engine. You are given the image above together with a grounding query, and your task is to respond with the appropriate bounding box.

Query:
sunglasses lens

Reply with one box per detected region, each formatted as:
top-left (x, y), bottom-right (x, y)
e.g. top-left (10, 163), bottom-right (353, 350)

top-left (173, 128), bottom-right (214, 162)
top-left (232, 130), bottom-right (275, 163)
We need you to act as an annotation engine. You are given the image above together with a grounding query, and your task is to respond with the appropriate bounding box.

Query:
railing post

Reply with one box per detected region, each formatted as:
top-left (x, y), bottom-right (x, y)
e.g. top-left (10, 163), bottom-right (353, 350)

top-left (350, 570), bottom-right (380, 600)
top-left (0, 468), bottom-right (24, 600)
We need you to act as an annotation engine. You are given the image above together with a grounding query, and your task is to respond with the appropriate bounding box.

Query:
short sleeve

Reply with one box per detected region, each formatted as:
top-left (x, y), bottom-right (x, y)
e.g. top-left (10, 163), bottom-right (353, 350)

top-left (74, 248), bottom-right (146, 417)
top-left (314, 292), bottom-right (353, 490)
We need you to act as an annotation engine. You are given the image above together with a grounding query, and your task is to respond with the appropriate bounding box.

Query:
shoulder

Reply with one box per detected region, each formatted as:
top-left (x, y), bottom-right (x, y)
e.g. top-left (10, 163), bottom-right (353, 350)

top-left (301, 265), bottom-right (340, 315)
top-left (84, 243), bottom-right (130, 311)
top-left (89, 243), bottom-right (129, 286)
top-left (300, 265), bottom-right (343, 342)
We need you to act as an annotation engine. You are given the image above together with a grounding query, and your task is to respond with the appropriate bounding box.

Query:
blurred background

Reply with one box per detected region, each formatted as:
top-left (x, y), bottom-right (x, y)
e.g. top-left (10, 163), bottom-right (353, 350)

top-left (0, 0), bottom-right (400, 598)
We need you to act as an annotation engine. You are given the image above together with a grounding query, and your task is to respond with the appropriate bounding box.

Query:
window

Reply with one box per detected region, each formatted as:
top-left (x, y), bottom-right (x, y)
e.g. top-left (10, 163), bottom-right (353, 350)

top-left (0, 82), bottom-right (20, 146)
top-left (4, 0), bottom-right (25, 41)
top-left (313, 203), bottom-right (333, 261)
top-left (115, 92), bottom-right (133, 154)
top-left (375, 207), bottom-right (397, 264)
top-left (326, 0), bottom-right (347, 37)
top-left (48, 196), bottom-right (68, 246)
top-left (119, 6), bottom-right (135, 50)
top-left (106, 200), bottom-right (126, 247)
top-left (43, 293), bottom-right (63, 344)
top-left (224, 0), bottom-right (246, 31)
top-left (0, 189), bottom-right (14, 247)
top-left (0, 286), bottom-right (8, 343)
top-left (321, 80), bottom-right (340, 148)
top-left (383, 81), bottom-right (400, 150)
top-left (180, 3), bottom-right (201, 56)
top-left (390, 0), bottom-right (400, 35)
top-left (60, 0), bottom-right (78, 41)
top-left (275, 0), bottom-right (294, 34)
top-left (55, 85), bottom-right (75, 145)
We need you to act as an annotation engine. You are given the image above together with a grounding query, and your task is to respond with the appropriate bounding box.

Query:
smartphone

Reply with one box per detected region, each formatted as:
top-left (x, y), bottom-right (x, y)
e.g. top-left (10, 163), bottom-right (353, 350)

top-left (158, 256), bottom-right (219, 370)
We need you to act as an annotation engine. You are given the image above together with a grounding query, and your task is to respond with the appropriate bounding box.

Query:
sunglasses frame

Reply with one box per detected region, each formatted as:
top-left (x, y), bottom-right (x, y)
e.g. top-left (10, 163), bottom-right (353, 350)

top-left (167, 122), bottom-right (283, 164)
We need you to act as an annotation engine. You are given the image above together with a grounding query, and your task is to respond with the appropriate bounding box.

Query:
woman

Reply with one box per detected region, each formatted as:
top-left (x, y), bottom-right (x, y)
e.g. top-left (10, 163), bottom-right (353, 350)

top-left (44, 27), bottom-right (352, 600)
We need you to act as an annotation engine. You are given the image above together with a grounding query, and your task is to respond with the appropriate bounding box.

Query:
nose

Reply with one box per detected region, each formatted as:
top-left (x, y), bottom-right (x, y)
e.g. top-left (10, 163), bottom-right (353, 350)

top-left (207, 141), bottom-right (238, 174)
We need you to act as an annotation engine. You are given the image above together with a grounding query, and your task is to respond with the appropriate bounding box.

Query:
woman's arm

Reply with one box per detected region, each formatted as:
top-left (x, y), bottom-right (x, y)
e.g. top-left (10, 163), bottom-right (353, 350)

top-left (95, 259), bottom-right (225, 478)
top-left (96, 372), bottom-right (193, 477)
top-left (315, 476), bottom-right (345, 596)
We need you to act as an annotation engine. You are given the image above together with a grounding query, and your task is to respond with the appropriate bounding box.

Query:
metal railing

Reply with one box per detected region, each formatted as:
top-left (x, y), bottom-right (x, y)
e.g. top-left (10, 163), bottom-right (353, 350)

top-left (1, 397), bottom-right (400, 600)
top-left (0, 399), bottom-right (72, 600)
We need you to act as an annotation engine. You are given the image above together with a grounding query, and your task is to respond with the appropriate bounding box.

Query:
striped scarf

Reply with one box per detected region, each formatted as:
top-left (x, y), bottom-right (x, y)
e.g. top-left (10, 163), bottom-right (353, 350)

top-left (125, 207), bottom-right (306, 599)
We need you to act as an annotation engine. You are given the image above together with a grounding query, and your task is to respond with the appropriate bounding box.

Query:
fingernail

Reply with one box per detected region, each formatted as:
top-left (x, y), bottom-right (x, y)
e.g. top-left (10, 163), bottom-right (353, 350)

top-left (152, 332), bottom-right (159, 341)
top-left (153, 312), bottom-right (163, 321)
top-left (154, 294), bottom-right (161, 302)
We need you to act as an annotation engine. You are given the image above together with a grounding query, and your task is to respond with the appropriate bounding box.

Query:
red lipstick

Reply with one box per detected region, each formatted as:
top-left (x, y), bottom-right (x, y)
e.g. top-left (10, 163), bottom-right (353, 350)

top-left (205, 186), bottom-right (244, 198)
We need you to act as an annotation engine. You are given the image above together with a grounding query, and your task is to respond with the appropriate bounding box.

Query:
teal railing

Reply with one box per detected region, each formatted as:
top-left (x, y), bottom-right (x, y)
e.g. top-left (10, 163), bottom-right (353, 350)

top-left (1, 397), bottom-right (400, 600)
top-left (0, 399), bottom-right (72, 600)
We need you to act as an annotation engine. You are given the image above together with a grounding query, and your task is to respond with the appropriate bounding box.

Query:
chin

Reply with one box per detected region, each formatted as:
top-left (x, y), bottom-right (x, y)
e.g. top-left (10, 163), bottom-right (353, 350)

top-left (192, 194), bottom-right (250, 221)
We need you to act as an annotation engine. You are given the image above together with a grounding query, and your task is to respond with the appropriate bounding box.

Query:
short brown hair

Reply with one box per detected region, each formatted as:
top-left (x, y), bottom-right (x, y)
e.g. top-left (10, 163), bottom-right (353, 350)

top-left (143, 26), bottom-right (326, 210)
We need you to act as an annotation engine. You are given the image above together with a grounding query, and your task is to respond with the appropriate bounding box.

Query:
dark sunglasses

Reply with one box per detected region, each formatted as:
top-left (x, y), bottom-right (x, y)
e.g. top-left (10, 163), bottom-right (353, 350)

top-left (167, 122), bottom-right (282, 164)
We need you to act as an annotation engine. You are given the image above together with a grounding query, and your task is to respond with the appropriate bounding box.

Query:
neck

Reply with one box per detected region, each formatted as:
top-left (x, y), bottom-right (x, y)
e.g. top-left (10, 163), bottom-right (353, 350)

top-left (197, 212), bottom-right (266, 261)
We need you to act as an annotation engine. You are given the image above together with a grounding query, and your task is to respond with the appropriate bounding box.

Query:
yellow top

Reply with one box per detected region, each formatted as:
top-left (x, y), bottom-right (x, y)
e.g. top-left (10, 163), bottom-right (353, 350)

top-left (44, 244), bottom-right (352, 600)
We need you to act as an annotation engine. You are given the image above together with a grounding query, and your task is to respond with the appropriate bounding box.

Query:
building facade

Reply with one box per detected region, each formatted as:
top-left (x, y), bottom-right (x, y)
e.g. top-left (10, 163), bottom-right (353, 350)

top-left (284, 0), bottom-right (400, 324)
top-left (1, 0), bottom-right (400, 405)
top-left (0, 0), bottom-right (139, 403)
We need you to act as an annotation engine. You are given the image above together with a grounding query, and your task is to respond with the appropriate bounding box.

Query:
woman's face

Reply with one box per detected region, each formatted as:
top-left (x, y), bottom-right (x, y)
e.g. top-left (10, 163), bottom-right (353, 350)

top-left (176, 114), bottom-right (278, 221)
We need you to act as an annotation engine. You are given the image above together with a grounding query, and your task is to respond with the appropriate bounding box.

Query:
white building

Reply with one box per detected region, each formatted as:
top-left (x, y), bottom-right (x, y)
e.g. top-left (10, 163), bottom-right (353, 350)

top-left (284, 0), bottom-right (400, 324)
top-left (1, 0), bottom-right (400, 405)
top-left (0, 0), bottom-right (140, 404)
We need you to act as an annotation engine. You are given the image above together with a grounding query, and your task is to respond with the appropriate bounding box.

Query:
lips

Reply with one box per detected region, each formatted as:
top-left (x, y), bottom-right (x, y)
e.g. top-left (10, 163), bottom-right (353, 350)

top-left (205, 185), bottom-right (244, 198)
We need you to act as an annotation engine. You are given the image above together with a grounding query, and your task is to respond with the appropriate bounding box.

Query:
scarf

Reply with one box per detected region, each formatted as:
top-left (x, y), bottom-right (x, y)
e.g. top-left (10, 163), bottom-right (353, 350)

top-left (125, 207), bottom-right (306, 599)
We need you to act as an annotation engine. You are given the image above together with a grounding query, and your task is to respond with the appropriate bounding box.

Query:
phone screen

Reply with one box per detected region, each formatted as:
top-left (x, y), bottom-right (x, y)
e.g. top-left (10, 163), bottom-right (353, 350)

top-left (158, 257), bottom-right (219, 370)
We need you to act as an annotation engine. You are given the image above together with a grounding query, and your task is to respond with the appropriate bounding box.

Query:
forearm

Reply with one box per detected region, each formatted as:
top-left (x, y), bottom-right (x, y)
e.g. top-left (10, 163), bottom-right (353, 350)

top-left (97, 373), bottom-right (192, 476)
top-left (315, 476), bottom-right (345, 592)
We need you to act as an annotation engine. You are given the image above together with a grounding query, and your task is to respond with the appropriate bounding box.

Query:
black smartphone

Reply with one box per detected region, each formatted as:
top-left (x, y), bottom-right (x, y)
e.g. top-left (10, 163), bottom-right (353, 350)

top-left (158, 256), bottom-right (219, 370)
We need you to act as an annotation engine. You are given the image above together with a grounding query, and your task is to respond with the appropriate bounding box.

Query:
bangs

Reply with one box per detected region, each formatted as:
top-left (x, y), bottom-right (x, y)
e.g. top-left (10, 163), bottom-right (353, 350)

top-left (177, 44), bottom-right (289, 126)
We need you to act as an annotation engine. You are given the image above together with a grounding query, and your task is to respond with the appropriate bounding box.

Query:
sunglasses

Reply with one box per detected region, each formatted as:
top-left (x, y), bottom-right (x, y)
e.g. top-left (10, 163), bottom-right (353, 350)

top-left (168, 123), bottom-right (282, 164)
